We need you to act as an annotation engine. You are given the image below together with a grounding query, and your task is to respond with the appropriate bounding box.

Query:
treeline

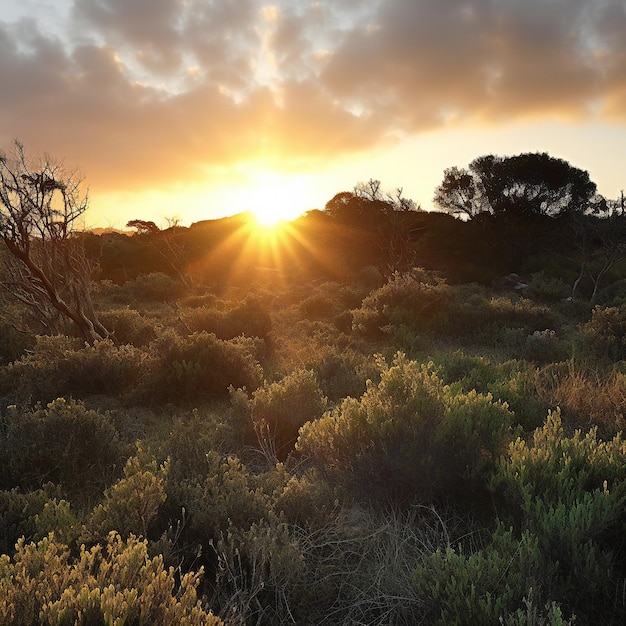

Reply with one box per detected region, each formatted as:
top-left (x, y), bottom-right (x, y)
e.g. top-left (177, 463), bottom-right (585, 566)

top-left (84, 153), bottom-right (625, 302)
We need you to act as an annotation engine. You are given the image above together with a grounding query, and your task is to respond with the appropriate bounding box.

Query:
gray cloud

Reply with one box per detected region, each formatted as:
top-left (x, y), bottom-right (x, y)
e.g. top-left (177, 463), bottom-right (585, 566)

top-left (0, 0), bottom-right (625, 192)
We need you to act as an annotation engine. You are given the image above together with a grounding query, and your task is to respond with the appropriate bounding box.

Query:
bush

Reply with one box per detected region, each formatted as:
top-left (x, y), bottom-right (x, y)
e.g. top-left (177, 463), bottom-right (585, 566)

top-left (249, 369), bottom-right (328, 461)
top-left (307, 347), bottom-right (369, 402)
top-left (494, 410), bottom-right (626, 620)
top-left (121, 271), bottom-right (185, 303)
top-left (0, 336), bottom-right (144, 402)
top-left (99, 308), bottom-right (157, 346)
top-left (0, 399), bottom-right (126, 503)
top-left (352, 271), bottom-right (450, 339)
top-left (0, 532), bottom-right (221, 625)
top-left (297, 353), bottom-right (512, 505)
top-left (577, 304), bottom-right (626, 362)
top-left (182, 295), bottom-right (272, 339)
top-left (412, 526), bottom-right (548, 626)
top-left (136, 330), bottom-right (263, 404)
top-left (85, 450), bottom-right (168, 541)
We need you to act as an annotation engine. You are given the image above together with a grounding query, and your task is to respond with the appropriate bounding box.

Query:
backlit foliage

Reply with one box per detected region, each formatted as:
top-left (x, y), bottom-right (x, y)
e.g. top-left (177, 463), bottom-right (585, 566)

top-left (0, 532), bottom-right (221, 625)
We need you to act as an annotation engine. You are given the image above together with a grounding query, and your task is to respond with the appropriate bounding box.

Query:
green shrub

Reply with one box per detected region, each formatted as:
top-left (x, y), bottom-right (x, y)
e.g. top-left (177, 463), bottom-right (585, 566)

top-left (526, 272), bottom-right (571, 304)
top-left (351, 270), bottom-right (451, 338)
top-left (494, 409), bottom-right (626, 620)
top-left (412, 526), bottom-right (545, 625)
top-left (99, 308), bottom-right (157, 346)
top-left (249, 369), bottom-right (327, 461)
top-left (576, 304), bottom-right (626, 362)
top-left (85, 450), bottom-right (168, 540)
top-left (182, 295), bottom-right (272, 339)
top-left (0, 487), bottom-right (60, 556)
top-left (307, 347), bottom-right (369, 402)
top-left (122, 271), bottom-right (185, 302)
top-left (0, 336), bottom-right (144, 402)
top-left (0, 399), bottom-right (126, 503)
top-left (522, 329), bottom-right (570, 364)
top-left (0, 322), bottom-right (34, 365)
top-left (137, 330), bottom-right (263, 404)
top-left (297, 353), bottom-right (512, 504)
top-left (0, 532), bottom-right (221, 625)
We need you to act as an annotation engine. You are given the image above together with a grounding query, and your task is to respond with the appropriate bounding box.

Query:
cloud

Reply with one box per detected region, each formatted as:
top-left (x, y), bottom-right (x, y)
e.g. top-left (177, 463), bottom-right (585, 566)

top-left (0, 0), bottom-right (625, 194)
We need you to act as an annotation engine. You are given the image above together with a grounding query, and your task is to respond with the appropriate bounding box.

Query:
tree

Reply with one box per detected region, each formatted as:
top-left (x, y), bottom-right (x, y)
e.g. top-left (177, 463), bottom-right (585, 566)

top-left (434, 153), bottom-right (597, 219)
top-left (324, 179), bottom-right (422, 274)
top-left (433, 153), bottom-right (599, 274)
top-left (126, 218), bottom-right (160, 235)
top-left (0, 141), bottom-right (109, 341)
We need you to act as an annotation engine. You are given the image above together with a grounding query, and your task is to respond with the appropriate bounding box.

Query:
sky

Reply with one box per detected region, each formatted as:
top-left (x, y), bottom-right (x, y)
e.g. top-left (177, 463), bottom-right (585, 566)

top-left (1, 0), bottom-right (625, 228)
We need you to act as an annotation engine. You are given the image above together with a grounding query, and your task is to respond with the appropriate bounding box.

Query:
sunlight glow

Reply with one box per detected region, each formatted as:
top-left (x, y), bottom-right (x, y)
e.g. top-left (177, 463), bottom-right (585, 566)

top-left (243, 172), bottom-right (309, 228)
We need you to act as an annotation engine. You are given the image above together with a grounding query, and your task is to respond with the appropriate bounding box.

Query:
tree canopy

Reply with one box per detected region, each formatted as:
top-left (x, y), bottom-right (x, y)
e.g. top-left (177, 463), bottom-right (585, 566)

top-left (434, 152), bottom-right (598, 219)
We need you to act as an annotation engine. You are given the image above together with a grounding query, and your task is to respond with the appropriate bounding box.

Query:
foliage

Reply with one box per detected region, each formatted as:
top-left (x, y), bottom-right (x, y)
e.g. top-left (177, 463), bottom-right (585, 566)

top-left (0, 399), bottom-right (126, 503)
top-left (99, 307), bottom-right (157, 346)
top-left (576, 304), bottom-right (626, 362)
top-left (0, 532), bottom-right (220, 625)
top-left (182, 295), bottom-right (272, 339)
top-left (297, 353), bottom-right (513, 504)
top-left (0, 335), bottom-right (144, 402)
top-left (85, 449), bottom-right (169, 540)
top-left (351, 269), bottom-right (450, 338)
top-left (248, 369), bottom-right (328, 461)
top-left (136, 330), bottom-right (263, 404)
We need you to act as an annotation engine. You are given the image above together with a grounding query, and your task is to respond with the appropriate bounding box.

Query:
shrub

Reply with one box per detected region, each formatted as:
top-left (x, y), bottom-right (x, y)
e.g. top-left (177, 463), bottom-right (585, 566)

top-left (0, 322), bottom-right (34, 365)
top-left (99, 308), bottom-right (157, 346)
top-left (137, 330), bottom-right (263, 404)
top-left (0, 532), bottom-right (221, 625)
top-left (0, 399), bottom-right (126, 503)
top-left (522, 329), bottom-right (570, 364)
top-left (85, 450), bottom-right (168, 541)
top-left (352, 271), bottom-right (450, 339)
top-left (122, 271), bottom-right (185, 303)
top-left (0, 487), bottom-right (60, 556)
top-left (249, 369), bottom-right (327, 461)
top-left (577, 304), bottom-right (626, 362)
top-left (307, 347), bottom-right (369, 402)
top-left (182, 295), bottom-right (272, 339)
top-left (494, 410), bottom-right (626, 620)
top-left (297, 353), bottom-right (512, 505)
top-left (0, 336), bottom-right (144, 402)
top-left (412, 526), bottom-right (547, 625)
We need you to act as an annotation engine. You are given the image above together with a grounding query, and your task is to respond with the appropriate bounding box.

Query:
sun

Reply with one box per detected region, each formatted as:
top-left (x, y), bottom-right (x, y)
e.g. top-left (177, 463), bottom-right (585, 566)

top-left (242, 172), bottom-right (309, 228)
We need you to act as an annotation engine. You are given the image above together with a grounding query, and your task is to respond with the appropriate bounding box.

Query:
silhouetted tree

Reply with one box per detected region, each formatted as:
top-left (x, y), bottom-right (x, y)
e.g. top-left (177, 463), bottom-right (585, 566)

top-left (0, 141), bottom-right (109, 341)
top-left (434, 153), bottom-right (599, 273)
top-left (434, 153), bottom-right (597, 219)
top-left (126, 219), bottom-right (160, 235)
top-left (325, 180), bottom-right (422, 273)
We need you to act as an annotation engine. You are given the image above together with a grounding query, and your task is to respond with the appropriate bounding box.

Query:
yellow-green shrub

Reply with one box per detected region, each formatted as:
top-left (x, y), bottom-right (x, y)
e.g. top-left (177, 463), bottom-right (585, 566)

top-left (0, 532), bottom-right (220, 625)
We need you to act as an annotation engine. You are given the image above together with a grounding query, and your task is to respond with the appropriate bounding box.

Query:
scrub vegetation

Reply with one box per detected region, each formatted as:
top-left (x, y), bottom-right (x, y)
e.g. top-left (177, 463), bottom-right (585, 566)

top-left (2, 148), bottom-right (626, 624)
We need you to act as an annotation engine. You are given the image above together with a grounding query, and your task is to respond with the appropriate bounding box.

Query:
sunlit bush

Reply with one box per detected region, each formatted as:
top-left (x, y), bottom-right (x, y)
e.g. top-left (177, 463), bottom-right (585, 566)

top-left (0, 532), bottom-right (220, 625)
top-left (136, 330), bottom-right (263, 404)
top-left (99, 307), bottom-right (157, 346)
top-left (0, 336), bottom-right (144, 402)
top-left (307, 347), bottom-right (370, 402)
top-left (576, 304), bottom-right (626, 363)
top-left (182, 295), bottom-right (272, 339)
top-left (297, 353), bottom-right (513, 504)
top-left (249, 369), bottom-right (328, 461)
top-left (494, 409), bottom-right (626, 620)
top-left (85, 450), bottom-right (168, 541)
top-left (351, 271), bottom-right (450, 338)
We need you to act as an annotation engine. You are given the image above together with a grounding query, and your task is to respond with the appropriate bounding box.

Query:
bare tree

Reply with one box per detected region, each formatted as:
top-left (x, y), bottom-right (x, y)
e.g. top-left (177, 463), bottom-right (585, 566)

top-left (0, 141), bottom-right (109, 341)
